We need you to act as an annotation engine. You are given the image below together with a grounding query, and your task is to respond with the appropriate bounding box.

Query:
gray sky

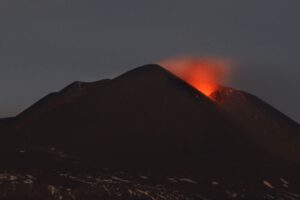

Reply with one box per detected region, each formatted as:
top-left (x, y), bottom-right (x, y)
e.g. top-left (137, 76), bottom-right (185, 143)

top-left (0, 0), bottom-right (299, 123)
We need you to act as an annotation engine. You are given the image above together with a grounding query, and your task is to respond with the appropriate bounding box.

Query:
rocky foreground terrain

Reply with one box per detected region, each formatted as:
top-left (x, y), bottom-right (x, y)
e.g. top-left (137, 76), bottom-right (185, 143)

top-left (1, 150), bottom-right (299, 200)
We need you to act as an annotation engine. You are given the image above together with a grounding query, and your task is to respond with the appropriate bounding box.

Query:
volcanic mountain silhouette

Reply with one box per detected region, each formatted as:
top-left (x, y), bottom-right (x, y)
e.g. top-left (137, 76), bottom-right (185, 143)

top-left (1, 64), bottom-right (300, 199)
top-left (3, 64), bottom-right (300, 166)
top-left (4, 65), bottom-right (246, 165)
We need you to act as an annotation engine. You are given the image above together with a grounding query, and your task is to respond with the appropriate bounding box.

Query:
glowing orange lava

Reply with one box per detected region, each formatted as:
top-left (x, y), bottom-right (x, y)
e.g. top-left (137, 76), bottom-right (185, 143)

top-left (159, 57), bottom-right (231, 97)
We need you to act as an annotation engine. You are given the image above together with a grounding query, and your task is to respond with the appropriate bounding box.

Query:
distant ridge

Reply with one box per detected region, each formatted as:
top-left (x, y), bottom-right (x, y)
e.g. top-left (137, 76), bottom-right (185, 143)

top-left (16, 79), bottom-right (110, 125)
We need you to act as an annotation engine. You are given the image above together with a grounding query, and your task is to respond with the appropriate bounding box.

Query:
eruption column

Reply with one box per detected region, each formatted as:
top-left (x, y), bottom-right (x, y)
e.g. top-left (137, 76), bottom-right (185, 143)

top-left (160, 57), bottom-right (232, 97)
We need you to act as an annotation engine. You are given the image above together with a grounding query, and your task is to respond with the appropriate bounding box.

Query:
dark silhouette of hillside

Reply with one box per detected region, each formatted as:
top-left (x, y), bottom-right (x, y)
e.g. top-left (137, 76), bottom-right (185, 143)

top-left (7, 65), bottom-right (251, 167)
top-left (211, 87), bottom-right (300, 164)
top-left (1, 64), bottom-right (300, 199)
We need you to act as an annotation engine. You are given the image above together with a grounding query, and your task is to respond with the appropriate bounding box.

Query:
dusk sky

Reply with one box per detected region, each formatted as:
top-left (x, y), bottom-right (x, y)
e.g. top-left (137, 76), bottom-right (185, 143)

top-left (0, 0), bottom-right (299, 122)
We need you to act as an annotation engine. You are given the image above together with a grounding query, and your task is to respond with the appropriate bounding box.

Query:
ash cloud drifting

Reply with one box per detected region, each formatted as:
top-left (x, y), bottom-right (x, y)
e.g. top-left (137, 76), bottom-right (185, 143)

top-left (159, 57), bottom-right (233, 96)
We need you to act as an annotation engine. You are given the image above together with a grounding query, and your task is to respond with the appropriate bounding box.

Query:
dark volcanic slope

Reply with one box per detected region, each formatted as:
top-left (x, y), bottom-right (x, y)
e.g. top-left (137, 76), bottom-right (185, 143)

top-left (16, 79), bottom-right (110, 125)
top-left (1, 64), bottom-right (300, 200)
top-left (0, 117), bottom-right (15, 133)
top-left (211, 87), bottom-right (300, 164)
top-left (8, 65), bottom-right (255, 168)
top-left (3, 64), bottom-right (300, 168)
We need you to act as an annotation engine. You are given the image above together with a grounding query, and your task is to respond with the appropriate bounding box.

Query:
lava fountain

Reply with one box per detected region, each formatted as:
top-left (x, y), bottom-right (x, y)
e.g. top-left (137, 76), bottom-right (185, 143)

top-left (159, 57), bottom-right (232, 97)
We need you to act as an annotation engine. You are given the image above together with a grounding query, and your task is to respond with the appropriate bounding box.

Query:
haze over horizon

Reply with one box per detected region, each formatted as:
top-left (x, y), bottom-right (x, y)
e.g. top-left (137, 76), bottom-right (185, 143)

top-left (0, 0), bottom-right (299, 123)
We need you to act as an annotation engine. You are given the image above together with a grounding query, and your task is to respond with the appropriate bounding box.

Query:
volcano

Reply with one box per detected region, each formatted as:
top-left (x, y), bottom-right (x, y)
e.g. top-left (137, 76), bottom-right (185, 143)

top-left (1, 64), bottom-right (300, 200)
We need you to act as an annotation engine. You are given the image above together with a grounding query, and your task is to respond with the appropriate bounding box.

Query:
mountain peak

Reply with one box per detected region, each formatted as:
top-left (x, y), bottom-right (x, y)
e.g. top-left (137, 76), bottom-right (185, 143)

top-left (128, 64), bottom-right (168, 73)
top-left (114, 64), bottom-right (172, 80)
